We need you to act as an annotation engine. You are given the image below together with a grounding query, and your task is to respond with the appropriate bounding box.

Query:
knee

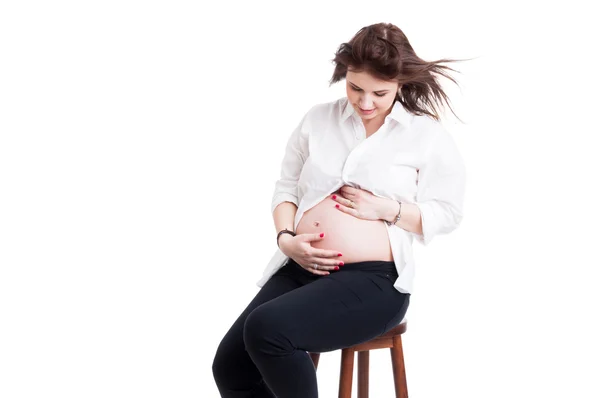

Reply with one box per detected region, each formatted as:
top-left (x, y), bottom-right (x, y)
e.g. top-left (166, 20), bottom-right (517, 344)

top-left (213, 335), bottom-right (244, 387)
top-left (242, 306), bottom-right (269, 351)
top-left (212, 343), bottom-right (228, 385)
top-left (243, 305), bottom-right (285, 354)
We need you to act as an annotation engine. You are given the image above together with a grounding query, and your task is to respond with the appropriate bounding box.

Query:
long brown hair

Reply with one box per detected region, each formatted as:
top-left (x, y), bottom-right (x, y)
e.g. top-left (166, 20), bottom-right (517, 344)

top-left (330, 23), bottom-right (473, 122)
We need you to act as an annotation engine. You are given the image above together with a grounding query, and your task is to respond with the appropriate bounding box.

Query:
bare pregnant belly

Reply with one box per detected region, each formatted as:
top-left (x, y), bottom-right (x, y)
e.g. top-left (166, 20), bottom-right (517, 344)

top-left (295, 196), bottom-right (393, 264)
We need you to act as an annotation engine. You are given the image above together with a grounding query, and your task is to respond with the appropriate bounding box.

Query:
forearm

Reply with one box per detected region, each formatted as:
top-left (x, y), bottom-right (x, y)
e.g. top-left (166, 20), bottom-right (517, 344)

top-left (273, 201), bottom-right (298, 234)
top-left (381, 199), bottom-right (423, 235)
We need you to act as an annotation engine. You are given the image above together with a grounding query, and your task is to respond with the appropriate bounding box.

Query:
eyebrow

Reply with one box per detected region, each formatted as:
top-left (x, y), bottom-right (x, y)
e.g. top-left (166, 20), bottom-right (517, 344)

top-left (349, 82), bottom-right (390, 94)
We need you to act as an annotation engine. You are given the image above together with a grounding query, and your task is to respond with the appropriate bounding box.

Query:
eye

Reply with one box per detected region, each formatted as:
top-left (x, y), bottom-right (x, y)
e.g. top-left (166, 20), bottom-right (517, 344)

top-left (350, 85), bottom-right (387, 97)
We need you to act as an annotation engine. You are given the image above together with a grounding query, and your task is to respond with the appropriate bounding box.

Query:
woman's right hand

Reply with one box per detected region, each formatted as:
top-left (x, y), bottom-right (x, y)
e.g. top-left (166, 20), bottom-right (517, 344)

top-left (278, 232), bottom-right (344, 276)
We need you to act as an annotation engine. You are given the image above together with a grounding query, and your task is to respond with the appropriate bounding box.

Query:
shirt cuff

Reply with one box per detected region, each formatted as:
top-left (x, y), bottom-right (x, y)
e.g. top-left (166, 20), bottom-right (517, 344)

top-left (271, 193), bottom-right (299, 214)
top-left (412, 200), bottom-right (463, 246)
top-left (412, 201), bottom-right (430, 245)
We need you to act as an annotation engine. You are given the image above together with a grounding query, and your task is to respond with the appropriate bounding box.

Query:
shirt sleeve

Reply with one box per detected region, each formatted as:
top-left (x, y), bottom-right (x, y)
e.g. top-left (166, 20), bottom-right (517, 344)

top-left (270, 113), bottom-right (310, 214)
top-left (412, 128), bottom-right (466, 246)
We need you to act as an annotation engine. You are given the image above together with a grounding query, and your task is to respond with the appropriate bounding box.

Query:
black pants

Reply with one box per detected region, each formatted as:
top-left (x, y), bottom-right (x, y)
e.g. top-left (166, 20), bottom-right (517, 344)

top-left (212, 258), bottom-right (411, 398)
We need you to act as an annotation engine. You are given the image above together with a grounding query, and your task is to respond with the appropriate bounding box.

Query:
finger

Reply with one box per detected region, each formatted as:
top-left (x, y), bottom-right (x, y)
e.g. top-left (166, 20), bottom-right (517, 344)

top-left (343, 197), bottom-right (355, 207)
top-left (311, 248), bottom-right (344, 258)
top-left (300, 264), bottom-right (330, 276)
top-left (308, 262), bottom-right (339, 272)
top-left (305, 232), bottom-right (326, 242)
top-left (310, 269), bottom-right (331, 276)
top-left (340, 185), bottom-right (357, 196)
top-left (335, 205), bottom-right (361, 218)
top-left (308, 257), bottom-right (343, 269)
top-left (311, 258), bottom-right (344, 268)
top-left (331, 193), bottom-right (352, 207)
top-left (334, 203), bottom-right (358, 216)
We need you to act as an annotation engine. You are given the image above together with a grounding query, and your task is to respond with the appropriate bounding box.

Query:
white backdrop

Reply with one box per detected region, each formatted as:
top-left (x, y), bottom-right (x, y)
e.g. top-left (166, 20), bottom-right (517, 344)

top-left (1, 1), bottom-right (599, 397)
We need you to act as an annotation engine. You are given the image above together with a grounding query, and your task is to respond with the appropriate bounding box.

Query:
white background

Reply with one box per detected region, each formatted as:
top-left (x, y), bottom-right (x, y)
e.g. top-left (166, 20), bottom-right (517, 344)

top-left (1, 1), bottom-right (599, 397)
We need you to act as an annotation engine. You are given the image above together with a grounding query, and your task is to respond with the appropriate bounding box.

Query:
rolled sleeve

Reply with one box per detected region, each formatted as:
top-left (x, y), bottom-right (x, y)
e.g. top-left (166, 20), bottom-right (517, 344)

top-left (412, 129), bottom-right (466, 246)
top-left (270, 114), bottom-right (310, 214)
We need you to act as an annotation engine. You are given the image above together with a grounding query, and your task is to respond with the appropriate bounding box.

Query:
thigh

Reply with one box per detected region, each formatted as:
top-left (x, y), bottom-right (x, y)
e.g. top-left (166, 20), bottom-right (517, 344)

top-left (251, 270), bottom-right (410, 353)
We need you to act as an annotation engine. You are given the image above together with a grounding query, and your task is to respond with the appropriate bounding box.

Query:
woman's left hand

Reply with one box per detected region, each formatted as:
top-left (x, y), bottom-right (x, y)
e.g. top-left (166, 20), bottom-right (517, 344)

top-left (331, 185), bottom-right (386, 221)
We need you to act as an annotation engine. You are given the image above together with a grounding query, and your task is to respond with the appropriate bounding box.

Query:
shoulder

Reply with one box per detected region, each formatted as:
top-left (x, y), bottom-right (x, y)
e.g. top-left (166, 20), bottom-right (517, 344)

top-left (408, 114), bottom-right (457, 147)
top-left (396, 114), bottom-right (464, 168)
top-left (408, 114), bottom-right (444, 137)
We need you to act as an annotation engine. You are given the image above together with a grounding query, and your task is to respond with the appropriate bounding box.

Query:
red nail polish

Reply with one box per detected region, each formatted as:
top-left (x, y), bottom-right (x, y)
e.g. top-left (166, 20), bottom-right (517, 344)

top-left (320, 233), bottom-right (324, 238)
top-left (338, 253), bottom-right (343, 257)
top-left (335, 266), bottom-right (340, 270)
top-left (332, 195), bottom-right (337, 199)
top-left (339, 262), bottom-right (344, 266)
top-left (335, 204), bottom-right (340, 208)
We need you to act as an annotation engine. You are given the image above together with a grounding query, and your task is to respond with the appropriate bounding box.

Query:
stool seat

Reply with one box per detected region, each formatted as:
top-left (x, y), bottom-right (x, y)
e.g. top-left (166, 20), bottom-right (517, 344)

top-left (309, 319), bottom-right (409, 398)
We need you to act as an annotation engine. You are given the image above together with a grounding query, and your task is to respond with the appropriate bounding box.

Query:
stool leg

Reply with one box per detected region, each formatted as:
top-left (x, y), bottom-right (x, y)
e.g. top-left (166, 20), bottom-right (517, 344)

top-left (390, 335), bottom-right (408, 398)
top-left (310, 352), bottom-right (321, 370)
top-left (339, 348), bottom-right (355, 398)
top-left (357, 350), bottom-right (370, 398)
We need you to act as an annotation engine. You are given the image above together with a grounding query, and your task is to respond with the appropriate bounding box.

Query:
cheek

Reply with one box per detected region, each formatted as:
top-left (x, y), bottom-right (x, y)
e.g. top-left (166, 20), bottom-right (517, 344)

top-left (346, 88), bottom-right (358, 103)
top-left (376, 96), bottom-right (395, 109)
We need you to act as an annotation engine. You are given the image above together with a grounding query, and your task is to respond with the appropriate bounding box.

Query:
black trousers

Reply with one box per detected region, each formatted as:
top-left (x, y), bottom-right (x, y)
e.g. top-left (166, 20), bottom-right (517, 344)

top-left (212, 258), bottom-right (411, 398)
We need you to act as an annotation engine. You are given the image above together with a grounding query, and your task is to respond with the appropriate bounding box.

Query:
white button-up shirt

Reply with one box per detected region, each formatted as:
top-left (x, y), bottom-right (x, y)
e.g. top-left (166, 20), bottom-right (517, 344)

top-left (257, 97), bottom-right (466, 294)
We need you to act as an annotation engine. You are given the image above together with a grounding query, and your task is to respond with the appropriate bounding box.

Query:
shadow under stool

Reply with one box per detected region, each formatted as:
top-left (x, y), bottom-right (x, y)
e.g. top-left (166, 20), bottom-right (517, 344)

top-left (309, 320), bottom-right (408, 398)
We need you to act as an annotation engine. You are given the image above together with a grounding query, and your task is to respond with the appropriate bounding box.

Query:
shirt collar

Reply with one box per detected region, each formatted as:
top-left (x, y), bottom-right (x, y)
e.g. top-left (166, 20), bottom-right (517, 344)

top-left (340, 98), bottom-right (413, 127)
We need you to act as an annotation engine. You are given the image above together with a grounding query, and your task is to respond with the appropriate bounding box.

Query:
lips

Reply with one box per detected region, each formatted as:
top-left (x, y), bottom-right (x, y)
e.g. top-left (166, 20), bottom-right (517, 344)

top-left (358, 107), bottom-right (375, 115)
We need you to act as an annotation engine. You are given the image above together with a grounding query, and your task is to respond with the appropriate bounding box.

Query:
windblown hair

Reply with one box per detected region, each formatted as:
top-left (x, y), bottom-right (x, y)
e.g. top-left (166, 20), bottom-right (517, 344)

top-left (331, 23), bottom-right (471, 122)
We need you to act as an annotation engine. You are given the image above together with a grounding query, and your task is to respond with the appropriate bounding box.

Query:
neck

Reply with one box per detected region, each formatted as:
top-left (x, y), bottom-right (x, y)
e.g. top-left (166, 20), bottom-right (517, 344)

top-left (361, 105), bottom-right (393, 136)
top-left (362, 117), bottom-right (385, 136)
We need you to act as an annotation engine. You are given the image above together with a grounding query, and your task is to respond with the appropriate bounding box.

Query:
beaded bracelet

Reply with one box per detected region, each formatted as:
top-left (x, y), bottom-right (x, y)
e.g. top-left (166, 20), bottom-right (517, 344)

top-left (384, 201), bottom-right (402, 226)
top-left (277, 228), bottom-right (296, 247)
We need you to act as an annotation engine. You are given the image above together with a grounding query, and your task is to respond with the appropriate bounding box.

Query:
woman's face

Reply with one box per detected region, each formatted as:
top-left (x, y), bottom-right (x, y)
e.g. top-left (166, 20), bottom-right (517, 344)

top-left (345, 69), bottom-right (399, 122)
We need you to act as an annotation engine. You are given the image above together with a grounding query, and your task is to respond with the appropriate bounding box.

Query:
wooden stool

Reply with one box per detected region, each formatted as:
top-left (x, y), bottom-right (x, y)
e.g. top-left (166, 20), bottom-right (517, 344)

top-left (309, 320), bottom-right (408, 398)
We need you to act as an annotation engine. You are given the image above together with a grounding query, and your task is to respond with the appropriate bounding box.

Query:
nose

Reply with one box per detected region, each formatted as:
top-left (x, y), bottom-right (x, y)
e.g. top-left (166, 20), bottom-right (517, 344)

top-left (359, 95), bottom-right (373, 109)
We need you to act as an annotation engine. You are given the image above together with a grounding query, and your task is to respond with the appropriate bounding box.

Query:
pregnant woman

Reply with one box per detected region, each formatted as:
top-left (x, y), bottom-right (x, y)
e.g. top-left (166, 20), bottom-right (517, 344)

top-left (213, 22), bottom-right (468, 398)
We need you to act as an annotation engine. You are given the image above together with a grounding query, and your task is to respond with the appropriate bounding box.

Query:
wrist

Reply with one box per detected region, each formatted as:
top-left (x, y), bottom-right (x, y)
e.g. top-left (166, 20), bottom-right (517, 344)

top-left (277, 229), bottom-right (295, 250)
top-left (278, 234), bottom-right (294, 254)
top-left (384, 199), bottom-right (402, 225)
top-left (381, 198), bottom-right (400, 223)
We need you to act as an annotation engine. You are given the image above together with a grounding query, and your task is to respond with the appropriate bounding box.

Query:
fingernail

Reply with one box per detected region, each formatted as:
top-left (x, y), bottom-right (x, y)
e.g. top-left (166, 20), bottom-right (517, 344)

top-left (335, 204), bottom-right (340, 208)
top-left (320, 233), bottom-right (324, 238)
top-left (334, 266), bottom-right (340, 270)
top-left (332, 195), bottom-right (337, 199)
top-left (339, 262), bottom-right (344, 266)
top-left (338, 253), bottom-right (343, 257)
